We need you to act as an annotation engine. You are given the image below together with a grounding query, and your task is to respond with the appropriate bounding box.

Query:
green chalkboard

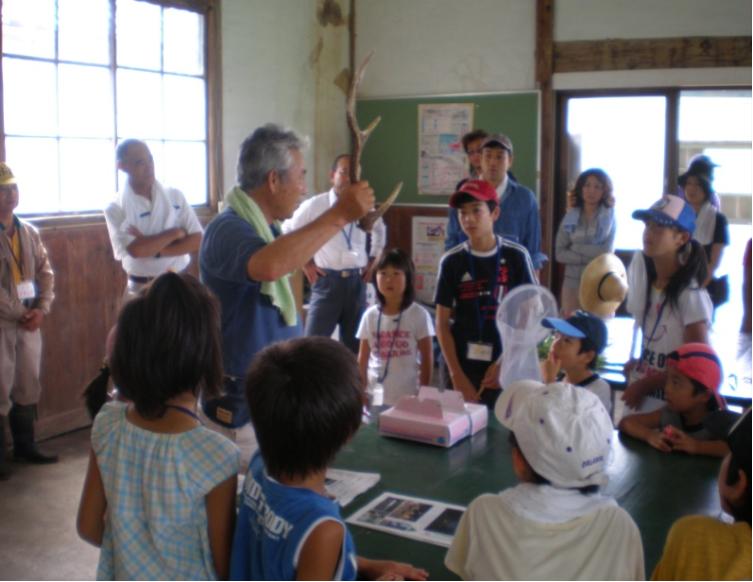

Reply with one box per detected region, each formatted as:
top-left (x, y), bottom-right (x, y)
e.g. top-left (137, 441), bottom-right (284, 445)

top-left (356, 92), bottom-right (539, 206)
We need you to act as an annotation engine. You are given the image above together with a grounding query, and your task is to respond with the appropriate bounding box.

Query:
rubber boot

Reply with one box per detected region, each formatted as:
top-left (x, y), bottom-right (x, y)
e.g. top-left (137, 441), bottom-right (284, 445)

top-left (0, 415), bottom-right (11, 480)
top-left (8, 404), bottom-right (58, 464)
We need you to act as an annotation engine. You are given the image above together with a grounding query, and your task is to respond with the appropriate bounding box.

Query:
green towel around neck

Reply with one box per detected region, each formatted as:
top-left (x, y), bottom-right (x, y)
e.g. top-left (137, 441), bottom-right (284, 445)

top-left (225, 186), bottom-right (297, 326)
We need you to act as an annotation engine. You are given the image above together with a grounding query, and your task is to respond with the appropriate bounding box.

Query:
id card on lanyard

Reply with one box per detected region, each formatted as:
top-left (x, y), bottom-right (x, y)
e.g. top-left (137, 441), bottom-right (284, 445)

top-left (466, 241), bottom-right (500, 363)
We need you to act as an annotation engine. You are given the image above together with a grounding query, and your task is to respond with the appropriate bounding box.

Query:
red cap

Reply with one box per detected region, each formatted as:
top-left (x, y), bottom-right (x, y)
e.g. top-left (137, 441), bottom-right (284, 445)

top-left (666, 343), bottom-right (722, 394)
top-left (449, 179), bottom-right (497, 208)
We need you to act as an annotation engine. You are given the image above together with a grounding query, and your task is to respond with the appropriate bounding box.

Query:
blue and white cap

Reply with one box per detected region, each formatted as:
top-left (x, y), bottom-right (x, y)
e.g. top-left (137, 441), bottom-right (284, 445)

top-left (632, 194), bottom-right (696, 234)
top-left (495, 380), bottom-right (613, 488)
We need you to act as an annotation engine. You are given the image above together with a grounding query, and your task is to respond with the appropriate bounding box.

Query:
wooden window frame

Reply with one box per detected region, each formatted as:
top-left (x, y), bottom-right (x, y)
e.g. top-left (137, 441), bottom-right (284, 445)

top-left (0, 0), bottom-right (222, 227)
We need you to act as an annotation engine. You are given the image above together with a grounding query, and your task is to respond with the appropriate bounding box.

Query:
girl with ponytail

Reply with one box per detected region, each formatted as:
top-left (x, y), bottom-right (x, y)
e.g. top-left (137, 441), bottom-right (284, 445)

top-left (621, 195), bottom-right (712, 411)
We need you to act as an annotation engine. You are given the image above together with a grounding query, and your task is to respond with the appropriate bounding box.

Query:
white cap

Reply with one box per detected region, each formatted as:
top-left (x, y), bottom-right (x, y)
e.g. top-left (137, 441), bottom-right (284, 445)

top-left (494, 380), bottom-right (613, 488)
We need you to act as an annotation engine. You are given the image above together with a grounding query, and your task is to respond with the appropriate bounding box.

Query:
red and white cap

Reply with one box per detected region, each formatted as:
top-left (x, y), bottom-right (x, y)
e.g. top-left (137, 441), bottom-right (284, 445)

top-left (449, 179), bottom-right (497, 208)
top-left (666, 343), bottom-right (722, 394)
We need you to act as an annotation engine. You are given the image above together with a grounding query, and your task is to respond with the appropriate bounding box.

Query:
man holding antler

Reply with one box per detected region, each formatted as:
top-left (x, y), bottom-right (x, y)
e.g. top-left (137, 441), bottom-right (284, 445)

top-left (199, 125), bottom-right (374, 428)
top-left (283, 154), bottom-right (386, 353)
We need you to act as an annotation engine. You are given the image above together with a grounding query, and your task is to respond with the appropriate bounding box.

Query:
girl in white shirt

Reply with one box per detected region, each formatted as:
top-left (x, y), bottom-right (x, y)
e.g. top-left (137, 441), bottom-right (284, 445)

top-left (623, 195), bottom-right (712, 411)
top-left (357, 249), bottom-right (435, 406)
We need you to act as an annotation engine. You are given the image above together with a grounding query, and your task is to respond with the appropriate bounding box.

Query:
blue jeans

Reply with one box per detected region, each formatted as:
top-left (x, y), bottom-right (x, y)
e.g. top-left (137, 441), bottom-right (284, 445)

top-left (305, 269), bottom-right (366, 354)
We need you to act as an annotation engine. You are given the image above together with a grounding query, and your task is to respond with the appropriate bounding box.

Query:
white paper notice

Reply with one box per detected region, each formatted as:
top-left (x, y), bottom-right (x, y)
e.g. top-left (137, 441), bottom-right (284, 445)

top-left (418, 103), bottom-right (474, 195)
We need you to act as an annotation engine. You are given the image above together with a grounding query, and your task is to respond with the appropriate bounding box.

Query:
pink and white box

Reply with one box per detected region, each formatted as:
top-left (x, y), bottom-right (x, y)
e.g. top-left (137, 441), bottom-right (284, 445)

top-left (378, 386), bottom-right (488, 447)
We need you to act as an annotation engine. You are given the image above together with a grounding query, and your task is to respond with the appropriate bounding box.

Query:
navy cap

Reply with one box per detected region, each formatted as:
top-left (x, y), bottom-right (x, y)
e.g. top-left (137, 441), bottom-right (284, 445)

top-left (632, 194), bottom-right (696, 235)
top-left (542, 310), bottom-right (607, 354)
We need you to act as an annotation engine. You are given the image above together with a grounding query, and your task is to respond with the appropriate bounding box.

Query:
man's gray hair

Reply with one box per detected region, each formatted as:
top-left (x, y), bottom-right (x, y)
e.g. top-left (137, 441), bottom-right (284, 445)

top-left (237, 124), bottom-right (307, 191)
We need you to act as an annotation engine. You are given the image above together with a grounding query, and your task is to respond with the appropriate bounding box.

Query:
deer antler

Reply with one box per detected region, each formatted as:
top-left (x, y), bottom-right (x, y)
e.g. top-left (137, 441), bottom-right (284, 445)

top-left (346, 0), bottom-right (400, 232)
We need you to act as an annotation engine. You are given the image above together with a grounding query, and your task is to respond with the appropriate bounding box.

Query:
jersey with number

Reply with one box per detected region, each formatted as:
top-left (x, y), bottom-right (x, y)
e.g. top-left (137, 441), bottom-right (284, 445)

top-left (435, 236), bottom-right (537, 387)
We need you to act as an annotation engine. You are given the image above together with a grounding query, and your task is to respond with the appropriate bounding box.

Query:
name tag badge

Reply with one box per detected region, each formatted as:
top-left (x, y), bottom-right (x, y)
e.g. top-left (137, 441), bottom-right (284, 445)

top-left (17, 280), bottom-right (36, 301)
top-left (467, 342), bottom-right (493, 362)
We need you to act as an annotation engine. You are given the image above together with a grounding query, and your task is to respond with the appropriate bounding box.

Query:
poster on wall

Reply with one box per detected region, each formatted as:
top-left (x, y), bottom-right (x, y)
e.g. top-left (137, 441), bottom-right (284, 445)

top-left (412, 215), bottom-right (449, 304)
top-left (417, 103), bottom-right (474, 195)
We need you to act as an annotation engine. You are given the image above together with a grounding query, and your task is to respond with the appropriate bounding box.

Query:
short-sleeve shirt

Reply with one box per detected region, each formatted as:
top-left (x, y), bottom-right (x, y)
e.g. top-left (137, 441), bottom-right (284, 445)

top-left (445, 485), bottom-right (645, 581)
top-left (230, 452), bottom-right (358, 581)
top-left (628, 284), bottom-right (712, 398)
top-left (200, 208), bottom-right (302, 377)
top-left (91, 402), bottom-right (240, 581)
top-left (435, 236), bottom-right (537, 385)
top-left (356, 302), bottom-right (435, 405)
top-left (660, 408), bottom-right (731, 441)
top-left (104, 181), bottom-right (203, 277)
top-left (651, 515), bottom-right (751, 581)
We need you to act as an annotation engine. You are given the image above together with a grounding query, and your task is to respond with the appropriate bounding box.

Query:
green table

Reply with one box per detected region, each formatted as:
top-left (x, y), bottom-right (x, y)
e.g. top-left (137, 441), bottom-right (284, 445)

top-left (334, 418), bottom-right (722, 580)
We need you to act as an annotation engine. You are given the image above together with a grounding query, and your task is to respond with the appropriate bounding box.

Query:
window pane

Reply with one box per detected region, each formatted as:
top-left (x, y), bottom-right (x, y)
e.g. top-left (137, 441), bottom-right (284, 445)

top-left (5, 137), bottom-right (60, 214)
top-left (705, 148), bottom-right (752, 197)
top-left (59, 0), bottom-right (111, 65)
top-left (162, 141), bottom-right (207, 205)
top-left (567, 96), bottom-right (667, 250)
top-left (2, 0), bottom-right (55, 59)
top-left (164, 8), bottom-right (204, 75)
top-left (59, 64), bottom-right (114, 138)
top-left (163, 75), bottom-right (205, 140)
top-left (59, 139), bottom-right (116, 211)
top-left (679, 91), bottom-right (752, 143)
top-left (116, 69), bottom-right (163, 139)
top-left (116, 0), bottom-right (161, 71)
top-left (3, 58), bottom-right (57, 136)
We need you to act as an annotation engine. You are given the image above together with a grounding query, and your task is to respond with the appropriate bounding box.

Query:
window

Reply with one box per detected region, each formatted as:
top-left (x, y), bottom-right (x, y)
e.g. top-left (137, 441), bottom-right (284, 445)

top-left (559, 88), bottom-right (752, 338)
top-left (1, 0), bottom-right (212, 215)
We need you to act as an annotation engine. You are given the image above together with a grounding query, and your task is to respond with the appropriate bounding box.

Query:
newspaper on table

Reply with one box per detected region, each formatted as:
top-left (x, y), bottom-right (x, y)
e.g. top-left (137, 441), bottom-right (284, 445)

top-left (347, 491), bottom-right (466, 548)
top-left (324, 468), bottom-right (381, 507)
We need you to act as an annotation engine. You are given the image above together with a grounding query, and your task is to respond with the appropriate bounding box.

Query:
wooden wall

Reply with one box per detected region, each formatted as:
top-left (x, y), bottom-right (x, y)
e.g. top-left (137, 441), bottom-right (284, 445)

top-left (34, 219), bottom-right (203, 439)
top-left (34, 220), bottom-right (124, 439)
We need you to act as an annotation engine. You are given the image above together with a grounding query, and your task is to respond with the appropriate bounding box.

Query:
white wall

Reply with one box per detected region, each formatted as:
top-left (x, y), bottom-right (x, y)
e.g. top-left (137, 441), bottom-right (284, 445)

top-left (553, 0), bottom-right (751, 89)
top-left (356, 0), bottom-right (536, 97)
top-left (220, 1), bottom-right (750, 190)
top-left (555, 0), bottom-right (752, 40)
top-left (221, 1), bottom-right (353, 195)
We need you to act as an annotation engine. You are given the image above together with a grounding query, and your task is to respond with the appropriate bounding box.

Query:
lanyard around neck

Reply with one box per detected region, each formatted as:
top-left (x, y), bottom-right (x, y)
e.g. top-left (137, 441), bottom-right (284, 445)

top-left (375, 308), bottom-right (403, 383)
top-left (341, 223), bottom-right (355, 251)
top-left (640, 294), bottom-right (668, 363)
top-left (466, 239), bottom-right (501, 340)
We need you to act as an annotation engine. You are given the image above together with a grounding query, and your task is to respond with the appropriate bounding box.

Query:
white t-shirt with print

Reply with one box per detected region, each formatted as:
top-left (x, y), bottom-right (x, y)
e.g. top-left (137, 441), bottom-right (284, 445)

top-left (356, 302), bottom-right (435, 405)
top-left (631, 284), bottom-right (713, 381)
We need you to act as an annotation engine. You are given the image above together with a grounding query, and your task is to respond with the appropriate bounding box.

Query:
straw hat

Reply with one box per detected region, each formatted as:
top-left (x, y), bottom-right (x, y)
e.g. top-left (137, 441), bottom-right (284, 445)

top-left (0, 162), bottom-right (17, 186)
top-left (578, 253), bottom-right (628, 318)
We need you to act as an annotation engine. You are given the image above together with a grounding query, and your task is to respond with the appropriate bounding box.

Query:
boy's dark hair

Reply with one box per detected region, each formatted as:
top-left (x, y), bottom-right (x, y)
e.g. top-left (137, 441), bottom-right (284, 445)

top-left (687, 378), bottom-right (721, 411)
top-left (577, 337), bottom-right (598, 370)
top-left (454, 193), bottom-right (497, 213)
top-left (110, 273), bottom-right (223, 419)
top-left (246, 337), bottom-right (363, 480)
top-left (724, 409), bottom-right (751, 524)
top-left (643, 239), bottom-right (708, 311)
top-left (372, 248), bottom-right (416, 310)
top-left (461, 129), bottom-right (488, 152)
top-left (508, 432), bottom-right (599, 495)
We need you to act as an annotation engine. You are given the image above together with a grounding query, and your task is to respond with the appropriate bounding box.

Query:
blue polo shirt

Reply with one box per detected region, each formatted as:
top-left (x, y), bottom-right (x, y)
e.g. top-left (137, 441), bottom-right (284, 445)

top-left (200, 208), bottom-right (301, 377)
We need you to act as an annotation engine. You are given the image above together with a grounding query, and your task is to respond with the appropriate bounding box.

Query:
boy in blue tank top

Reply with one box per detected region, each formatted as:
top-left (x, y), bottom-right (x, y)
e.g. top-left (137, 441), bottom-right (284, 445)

top-left (230, 337), bottom-right (428, 581)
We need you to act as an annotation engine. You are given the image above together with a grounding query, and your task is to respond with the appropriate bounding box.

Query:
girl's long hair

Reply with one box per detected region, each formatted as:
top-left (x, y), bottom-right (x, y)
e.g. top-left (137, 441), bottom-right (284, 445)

top-left (643, 238), bottom-right (708, 313)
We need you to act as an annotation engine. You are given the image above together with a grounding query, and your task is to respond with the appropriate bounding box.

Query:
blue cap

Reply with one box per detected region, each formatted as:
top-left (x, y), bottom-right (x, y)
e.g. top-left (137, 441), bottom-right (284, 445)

top-left (632, 194), bottom-right (696, 234)
top-left (542, 310), bottom-right (607, 354)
